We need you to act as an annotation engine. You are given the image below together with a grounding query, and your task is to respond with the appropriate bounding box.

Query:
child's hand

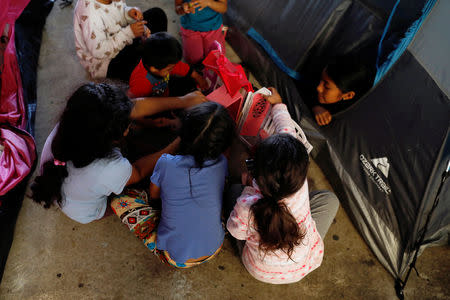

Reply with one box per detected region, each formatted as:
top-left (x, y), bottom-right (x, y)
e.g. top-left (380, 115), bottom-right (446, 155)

top-left (128, 8), bottom-right (143, 21)
top-left (263, 87), bottom-right (283, 105)
top-left (191, 71), bottom-right (209, 91)
top-left (241, 171), bottom-right (253, 186)
top-left (181, 90), bottom-right (208, 106)
top-left (143, 26), bottom-right (151, 38)
top-left (312, 105), bottom-right (332, 126)
top-left (130, 21), bottom-right (147, 37)
top-left (175, 2), bottom-right (192, 15)
top-left (183, 2), bottom-right (193, 13)
top-left (191, 0), bottom-right (212, 11)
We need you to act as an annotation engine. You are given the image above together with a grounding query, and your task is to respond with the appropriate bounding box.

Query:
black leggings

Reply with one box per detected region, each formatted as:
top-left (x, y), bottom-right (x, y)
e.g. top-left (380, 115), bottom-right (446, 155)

top-left (107, 7), bottom-right (167, 82)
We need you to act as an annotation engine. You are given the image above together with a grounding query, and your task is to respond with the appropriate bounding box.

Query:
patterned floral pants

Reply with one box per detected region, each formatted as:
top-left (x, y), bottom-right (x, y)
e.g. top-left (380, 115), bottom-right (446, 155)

top-left (110, 188), bottom-right (221, 268)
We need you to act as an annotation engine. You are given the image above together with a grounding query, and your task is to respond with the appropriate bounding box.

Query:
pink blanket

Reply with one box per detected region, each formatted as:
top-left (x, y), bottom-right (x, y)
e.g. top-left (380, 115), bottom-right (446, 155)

top-left (0, 0), bottom-right (36, 196)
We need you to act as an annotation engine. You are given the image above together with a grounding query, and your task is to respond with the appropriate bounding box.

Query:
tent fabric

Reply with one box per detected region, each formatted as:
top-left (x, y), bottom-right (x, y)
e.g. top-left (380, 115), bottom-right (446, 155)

top-left (246, 28), bottom-right (301, 80)
top-left (226, 0), bottom-right (349, 70)
top-left (408, 0), bottom-right (450, 97)
top-left (226, 0), bottom-right (428, 81)
top-left (224, 0), bottom-right (450, 288)
top-left (374, 0), bottom-right (436, 85)
top-left (326, 50), bottom-right (450, 277)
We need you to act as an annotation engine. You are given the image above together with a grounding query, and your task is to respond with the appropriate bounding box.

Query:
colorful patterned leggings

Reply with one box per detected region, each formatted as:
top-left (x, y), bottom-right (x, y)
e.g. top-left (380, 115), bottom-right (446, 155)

top-left (110, 189), bottom-right (221, 268)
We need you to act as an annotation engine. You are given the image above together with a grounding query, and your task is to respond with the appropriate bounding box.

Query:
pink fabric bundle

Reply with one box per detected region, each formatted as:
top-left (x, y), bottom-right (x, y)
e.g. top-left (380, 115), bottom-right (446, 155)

top-left (0, 126), bottom-right (36, 196)
top-left (0, 0), bottom-right (36, 196)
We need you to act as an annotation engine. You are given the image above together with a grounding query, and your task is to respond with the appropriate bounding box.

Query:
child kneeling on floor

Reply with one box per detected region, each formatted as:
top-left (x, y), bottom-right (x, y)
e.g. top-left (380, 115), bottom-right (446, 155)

top-left (128, 32), bottom-right (208, 98)
top-left (226, 88), bottom-right (339, 283)
top-left (111, 101), bottom-right (235, 268)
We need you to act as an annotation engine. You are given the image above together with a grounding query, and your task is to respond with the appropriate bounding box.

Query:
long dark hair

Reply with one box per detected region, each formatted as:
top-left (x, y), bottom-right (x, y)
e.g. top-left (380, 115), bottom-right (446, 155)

top-left (31, 83), bottom-right (133, 208)
top-left (178, 102), bottom-right (235, 168)
top-left (250, 134), bottom-right (309, 258)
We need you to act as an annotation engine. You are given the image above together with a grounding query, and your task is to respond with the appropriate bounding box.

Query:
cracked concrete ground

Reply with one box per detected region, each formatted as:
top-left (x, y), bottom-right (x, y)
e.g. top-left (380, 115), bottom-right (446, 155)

top-left (0, 1), bottom-right (449, 299)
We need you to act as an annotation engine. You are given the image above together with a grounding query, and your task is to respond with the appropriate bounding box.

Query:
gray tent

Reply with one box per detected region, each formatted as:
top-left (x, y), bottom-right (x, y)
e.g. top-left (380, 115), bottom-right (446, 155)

top-left (224, 0), bottom-right (449, 297)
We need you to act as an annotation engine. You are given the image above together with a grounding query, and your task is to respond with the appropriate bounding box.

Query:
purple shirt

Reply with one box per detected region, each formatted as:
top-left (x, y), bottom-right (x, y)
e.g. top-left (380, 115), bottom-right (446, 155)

top-left (151, 154), bottom-right (227, 262)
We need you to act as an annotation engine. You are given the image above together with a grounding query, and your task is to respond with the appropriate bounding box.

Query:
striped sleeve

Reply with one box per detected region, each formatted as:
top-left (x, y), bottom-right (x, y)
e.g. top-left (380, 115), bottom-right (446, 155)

top-left (271, 103), bottom-right (297, 137)
top-left (227, 196), bottom-right (252, 240)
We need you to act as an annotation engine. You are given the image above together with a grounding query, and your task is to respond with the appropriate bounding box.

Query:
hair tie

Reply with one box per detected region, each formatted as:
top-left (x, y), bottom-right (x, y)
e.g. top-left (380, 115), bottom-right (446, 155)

top-left (54, 159), bottom-right (66, 166)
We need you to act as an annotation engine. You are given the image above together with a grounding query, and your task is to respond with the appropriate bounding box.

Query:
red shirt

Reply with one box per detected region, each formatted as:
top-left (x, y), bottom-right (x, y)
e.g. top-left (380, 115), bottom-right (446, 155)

top-left (129, 60), bottom-right (190, 98)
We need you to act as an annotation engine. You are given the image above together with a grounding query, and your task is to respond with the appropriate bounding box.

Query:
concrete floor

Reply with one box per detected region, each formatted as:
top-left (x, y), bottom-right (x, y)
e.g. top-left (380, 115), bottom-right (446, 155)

top-left (1, 1), bottom-right (449, 299)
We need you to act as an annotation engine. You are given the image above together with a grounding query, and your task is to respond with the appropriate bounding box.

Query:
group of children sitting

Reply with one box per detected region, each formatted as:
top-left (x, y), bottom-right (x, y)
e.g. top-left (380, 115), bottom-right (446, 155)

top-left (30, 0), bottom-right (377, 284)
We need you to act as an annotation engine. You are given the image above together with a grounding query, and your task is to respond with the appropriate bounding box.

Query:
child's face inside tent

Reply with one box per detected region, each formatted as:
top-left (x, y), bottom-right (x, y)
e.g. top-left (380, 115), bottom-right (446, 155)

top-left (316, 69), bottom-right (354, 104)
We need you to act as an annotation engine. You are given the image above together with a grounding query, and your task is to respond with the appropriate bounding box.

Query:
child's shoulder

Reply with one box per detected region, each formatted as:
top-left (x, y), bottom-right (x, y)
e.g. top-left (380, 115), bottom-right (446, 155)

top-left (159, 153), bottom-right (176, 162)
top-left (158, 153), bottom-right (189, 167)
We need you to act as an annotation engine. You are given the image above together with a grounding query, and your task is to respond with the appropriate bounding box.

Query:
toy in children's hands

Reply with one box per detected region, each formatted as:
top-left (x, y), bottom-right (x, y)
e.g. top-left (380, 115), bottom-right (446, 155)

top-left (206, 85), bottom-right (243, 121)
top-left (237, 87), bottom-right (313, 152)
top-left (237, 87), bottom-right (272, 137)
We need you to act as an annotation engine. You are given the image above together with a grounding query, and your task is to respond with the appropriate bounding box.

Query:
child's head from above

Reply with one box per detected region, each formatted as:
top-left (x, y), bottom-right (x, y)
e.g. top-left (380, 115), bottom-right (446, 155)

top-left (253, 134), bottom-right (309, 202)
top-left (32, 82), bottom-right (132, 209)
top-left (317, 55), bottom-right (372, 104)
top-left (54, 82), bottom-right (132, 168)
top-left (251, 134), bottom-right (309, 258)
top-left (142, 32), bottom-right (183, 78)
top-left (178, 102), bottom-right (235, 168)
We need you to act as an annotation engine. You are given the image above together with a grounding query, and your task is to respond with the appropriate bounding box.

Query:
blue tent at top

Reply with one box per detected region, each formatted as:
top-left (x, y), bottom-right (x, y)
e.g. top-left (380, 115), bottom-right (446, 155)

top-left (224, 0), bottom-right (450, 297)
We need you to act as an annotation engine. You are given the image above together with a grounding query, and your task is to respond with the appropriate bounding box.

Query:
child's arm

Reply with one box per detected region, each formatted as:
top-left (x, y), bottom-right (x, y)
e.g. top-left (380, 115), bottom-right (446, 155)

top-left (130, 91), bottom-right (207, 119)
top-left (171, 62), bottom-right (209, 91)
top-left (191, 70), bottom-right (209, 91)
top-left (191, 0), bottom-right (227, 13)
top-left (127, 138), bottom-right (180, 185)
top-left (79, 13), bottom-right (144, 60)
top-left (263, 87), bottom-right (296, 137)
top-left (226, 195), bottom-right (251, 240)
top-left (149, 183), bottom-right (161, 200)
top-left (312, 105), bottom-right (332, 126)
top-left (264, 87), bottom-right (314, 152)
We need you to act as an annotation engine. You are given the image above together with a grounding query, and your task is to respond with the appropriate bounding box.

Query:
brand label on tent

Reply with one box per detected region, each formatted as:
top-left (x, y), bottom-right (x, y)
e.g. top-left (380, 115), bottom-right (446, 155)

top-left (360, 155), bottom-right (391, 195)
top-left (371, 157), bottom-right (390, 178)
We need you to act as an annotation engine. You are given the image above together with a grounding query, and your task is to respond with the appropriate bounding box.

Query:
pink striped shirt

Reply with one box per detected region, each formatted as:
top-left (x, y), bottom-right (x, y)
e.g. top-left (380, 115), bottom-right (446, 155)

top-left (226, 181), bottom-right (323, 284)
top-left (226, 103), bottom-right (323, 284)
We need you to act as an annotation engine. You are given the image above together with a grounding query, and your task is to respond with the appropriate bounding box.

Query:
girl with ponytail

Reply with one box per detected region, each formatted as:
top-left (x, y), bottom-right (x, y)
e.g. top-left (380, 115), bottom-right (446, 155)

top-left (32, 82), bottom-right (206, 224)
top-left (227, 88), bottom-right (339, 284)
top-left (149, 101), bottom-right (235, 267)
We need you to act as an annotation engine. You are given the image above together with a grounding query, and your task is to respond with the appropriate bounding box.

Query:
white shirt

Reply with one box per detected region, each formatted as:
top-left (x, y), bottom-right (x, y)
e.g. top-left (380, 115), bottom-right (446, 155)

top-left (40, 126), bottom-right (132, 224)
top-left (73, 0), bottom-right (136, 78)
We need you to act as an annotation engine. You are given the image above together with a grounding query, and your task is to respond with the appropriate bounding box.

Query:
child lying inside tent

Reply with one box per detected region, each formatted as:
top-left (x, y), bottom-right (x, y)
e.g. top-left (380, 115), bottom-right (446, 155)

top-left (128, 32), bottom-right (208, 98)
top-left (309, 55), bottom-right (374, 126)
top-left (74, 0), bottom-right (167, 81)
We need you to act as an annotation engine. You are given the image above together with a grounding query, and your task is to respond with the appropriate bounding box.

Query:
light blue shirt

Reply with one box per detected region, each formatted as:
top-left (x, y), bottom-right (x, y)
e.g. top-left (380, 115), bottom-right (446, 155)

top-left (151, 154), bottom-right (227, 262)
top-left (180, 0), bottom-right (223, 32)
top-left (40, 126), bottom-right (132, 224)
